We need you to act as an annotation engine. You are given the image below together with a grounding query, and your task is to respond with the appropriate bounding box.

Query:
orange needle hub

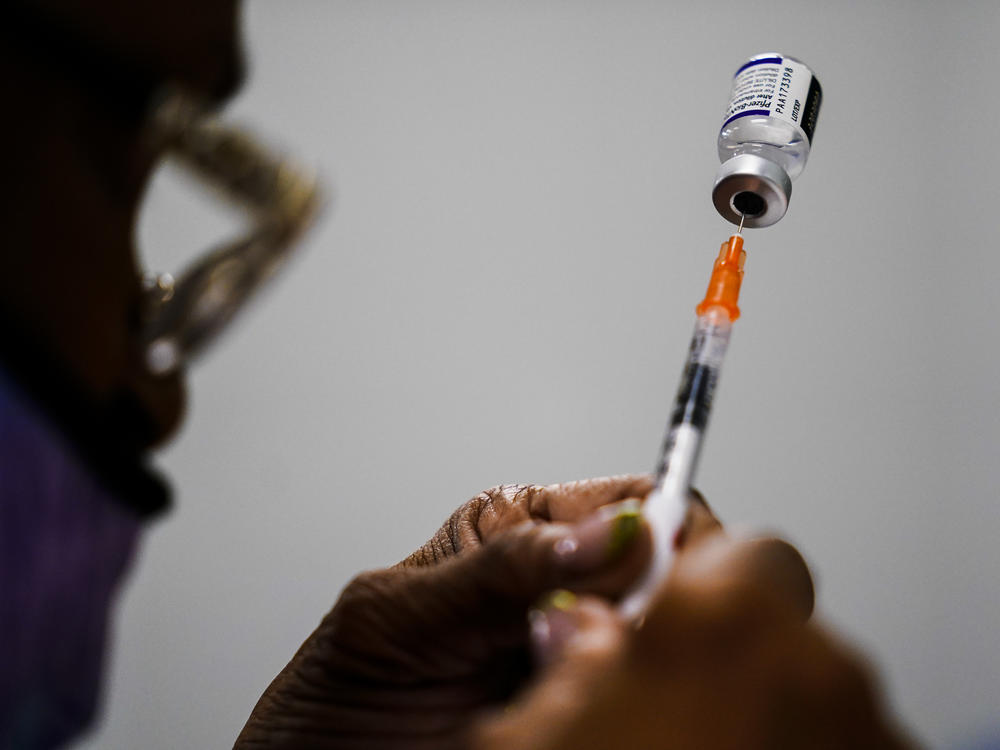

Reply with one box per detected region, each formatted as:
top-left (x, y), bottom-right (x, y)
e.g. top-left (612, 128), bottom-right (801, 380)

top-left (696, 234), bottom-right (746, 321)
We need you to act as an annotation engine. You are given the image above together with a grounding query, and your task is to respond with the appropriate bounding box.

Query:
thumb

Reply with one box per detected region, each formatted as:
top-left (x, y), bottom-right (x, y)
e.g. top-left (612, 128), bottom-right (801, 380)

top-left (435, 498), bottom-right (651, 630)
top-left (329, 500), bottom-right (649, 678)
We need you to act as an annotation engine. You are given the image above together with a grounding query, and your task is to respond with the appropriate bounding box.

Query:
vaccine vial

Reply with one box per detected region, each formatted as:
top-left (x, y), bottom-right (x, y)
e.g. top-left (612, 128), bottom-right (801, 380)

top-left (713, 53), bottom-right (822, 228)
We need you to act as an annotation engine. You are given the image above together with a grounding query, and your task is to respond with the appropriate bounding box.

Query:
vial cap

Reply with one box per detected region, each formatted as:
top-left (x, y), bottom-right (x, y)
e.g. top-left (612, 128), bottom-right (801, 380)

top-left (712, 154), bottom-right (792, 228)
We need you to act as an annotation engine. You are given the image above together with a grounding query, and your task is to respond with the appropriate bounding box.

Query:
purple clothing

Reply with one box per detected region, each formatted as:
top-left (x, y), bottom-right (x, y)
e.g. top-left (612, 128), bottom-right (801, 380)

top-left (0, 373), bottom-right (142, 749)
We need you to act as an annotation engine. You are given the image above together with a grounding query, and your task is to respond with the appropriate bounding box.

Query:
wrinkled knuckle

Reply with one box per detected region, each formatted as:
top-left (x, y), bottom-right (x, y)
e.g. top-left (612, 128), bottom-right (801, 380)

top-left (486, 483), bottom-right (535, 507)
top-left (471, 483), bottom-right (548, 537)
top-left (473, 485), bottom-right (510, 518)
top-left (478, 485), bottom-right (505, 504)
top-left (448, 499), bottom-right (475, 537)
top-left (510, 483), bottom-right (540, 506)
top-left (466, 488), bottom-right (498, 521)
top-left (479, 483), bottom-right (527, 499)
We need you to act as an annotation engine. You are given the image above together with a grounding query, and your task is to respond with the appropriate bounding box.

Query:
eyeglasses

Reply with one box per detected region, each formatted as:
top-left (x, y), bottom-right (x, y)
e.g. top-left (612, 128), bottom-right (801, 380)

top-left (138, 88), bottom-right (322, 376)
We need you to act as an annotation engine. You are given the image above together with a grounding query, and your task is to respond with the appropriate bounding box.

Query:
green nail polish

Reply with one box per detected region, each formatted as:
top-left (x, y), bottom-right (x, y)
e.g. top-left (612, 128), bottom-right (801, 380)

top-left (543, 589), bottom-right (577, 612)
top-left (607, 503), bottom-right (642, 558)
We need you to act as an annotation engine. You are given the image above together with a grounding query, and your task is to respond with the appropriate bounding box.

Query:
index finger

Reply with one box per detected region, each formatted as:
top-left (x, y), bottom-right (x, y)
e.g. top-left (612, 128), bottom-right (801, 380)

top-left (530, 475), bottom-right (655, 523)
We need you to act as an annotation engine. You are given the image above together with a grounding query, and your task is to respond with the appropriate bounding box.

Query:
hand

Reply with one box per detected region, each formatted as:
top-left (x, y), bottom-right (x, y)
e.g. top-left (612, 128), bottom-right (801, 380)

top-left (234, 475), bottom-right (662, 749)
top-left (473, 530), bottom-right (914, 750)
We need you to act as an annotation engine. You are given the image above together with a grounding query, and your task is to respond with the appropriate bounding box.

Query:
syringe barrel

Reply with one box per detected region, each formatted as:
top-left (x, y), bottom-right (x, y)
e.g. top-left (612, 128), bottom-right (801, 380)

top-left (620, 306), bottom-right (733, 620)
top-left (655, 307), bottom-right (732, 482)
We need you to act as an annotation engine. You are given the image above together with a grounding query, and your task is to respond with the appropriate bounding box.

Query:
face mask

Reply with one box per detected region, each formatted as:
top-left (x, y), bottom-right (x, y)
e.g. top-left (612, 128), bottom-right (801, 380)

top-left (0, 372), bottom-right (142, 748)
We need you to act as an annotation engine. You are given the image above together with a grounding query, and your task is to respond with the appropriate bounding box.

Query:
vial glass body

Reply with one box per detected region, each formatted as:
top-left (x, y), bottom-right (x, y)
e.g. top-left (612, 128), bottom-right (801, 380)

top-left (712, 53), bottom-right (822, 228)
top-left (718, 114), bottom-right (808, 180)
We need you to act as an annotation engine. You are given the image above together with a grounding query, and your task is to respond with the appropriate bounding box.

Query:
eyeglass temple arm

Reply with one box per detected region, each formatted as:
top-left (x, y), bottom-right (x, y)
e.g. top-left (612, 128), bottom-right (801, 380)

top-left (141, 90), bottom-right (322, 375)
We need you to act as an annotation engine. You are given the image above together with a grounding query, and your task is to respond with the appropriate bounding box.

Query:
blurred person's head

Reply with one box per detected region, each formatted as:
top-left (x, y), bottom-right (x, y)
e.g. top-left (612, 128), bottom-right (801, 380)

top-left (6, 0), bottom-right (245, 104)
top-left (0, 0), bottom-right (246, 459)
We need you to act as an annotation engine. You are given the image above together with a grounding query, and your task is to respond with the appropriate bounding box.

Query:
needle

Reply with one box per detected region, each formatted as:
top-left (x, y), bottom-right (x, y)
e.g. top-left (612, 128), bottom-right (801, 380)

top-left (737, 212), bottom-right (746, 235)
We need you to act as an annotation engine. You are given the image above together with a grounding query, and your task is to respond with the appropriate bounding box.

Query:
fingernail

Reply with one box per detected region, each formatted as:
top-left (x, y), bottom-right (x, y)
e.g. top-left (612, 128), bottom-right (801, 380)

top-left (528, 589), bottom-right (579, 666)
top-left (553, 498), bottom-right (643, 572)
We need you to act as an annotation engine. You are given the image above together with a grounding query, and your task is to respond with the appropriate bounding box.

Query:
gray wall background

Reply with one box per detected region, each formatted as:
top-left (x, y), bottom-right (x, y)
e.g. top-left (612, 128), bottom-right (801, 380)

top-left (78, 2), bottom-right (999, 748)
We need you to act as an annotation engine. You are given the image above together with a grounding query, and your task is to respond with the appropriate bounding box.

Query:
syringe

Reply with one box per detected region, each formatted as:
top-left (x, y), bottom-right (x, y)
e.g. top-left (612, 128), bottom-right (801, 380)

top-left (620, 223), bottom-right (747, 619)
